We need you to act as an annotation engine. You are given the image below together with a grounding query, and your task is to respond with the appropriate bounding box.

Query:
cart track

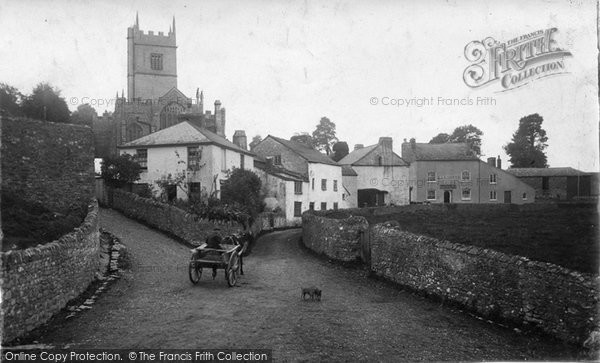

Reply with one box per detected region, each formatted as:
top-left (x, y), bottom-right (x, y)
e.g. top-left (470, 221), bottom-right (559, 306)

top-left (34, 208), bottom-right (582, 361)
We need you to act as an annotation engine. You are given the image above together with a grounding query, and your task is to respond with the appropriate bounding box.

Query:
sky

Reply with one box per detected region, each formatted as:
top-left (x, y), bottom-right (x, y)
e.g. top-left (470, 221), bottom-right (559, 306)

top-left (1, 0), bottom-right (598, 171)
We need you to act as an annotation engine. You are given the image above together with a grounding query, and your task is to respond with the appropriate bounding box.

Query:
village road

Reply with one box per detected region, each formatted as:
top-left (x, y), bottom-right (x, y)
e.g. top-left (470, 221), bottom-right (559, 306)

top-left (36, 208), bottom-right (581, 361)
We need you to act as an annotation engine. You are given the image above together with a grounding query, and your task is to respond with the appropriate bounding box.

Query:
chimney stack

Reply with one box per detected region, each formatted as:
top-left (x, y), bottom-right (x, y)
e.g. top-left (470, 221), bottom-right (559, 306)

top-left (354, 144), bottom-right (364, 150)
top-left (379, 137), bottom-right (393, 165)
top-left (232, 130), bottom-right (247, 150)
top-left (487, 157), bottom-right (496, 168)
top-left (497, 155), bottom-right (502, 169)
top-left (409, 137), bottom-right (416, 150)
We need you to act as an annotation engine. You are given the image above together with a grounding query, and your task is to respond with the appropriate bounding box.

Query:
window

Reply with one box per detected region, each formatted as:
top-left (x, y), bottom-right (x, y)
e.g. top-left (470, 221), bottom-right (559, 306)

top-left (333, 202), bottom-right (338, 210)
top-left (542, 177), bottom-right (549, 190)
top-left (294, 181), bottom-right (303, 195)
top-left (427, 171), bottom-right (436, 182)
top-left (378, 156), bottom-right (383, 166)
top-left (294, 202), bottom-right (302, 217)
top-left (221, 149), bottom-right (227, 171)
top-left (311, 178), bottom-right (315, 190)
top-left (490, 190), bottom-right (497, 201)
top-left (135, 149), bottom-right (147, 169)
top-left (333, 180), bottom-right (338, 192)
top-left (189, 182), bottom-right (201, 199)
top-left (240, 154), bottom-right (245, 170)
top-left (150, 53), bottom-right (163, 70)
top-left (188, 146), bottom-right (200, 171)
top-left (461, 170), bottom-right (471, 181)
top-left (309, 202), bottom-right (315, 210)
top-left (321, 179), bottom-right (327, 191)
top-left (490, 173), bottom-right (497, 184)
top-left (342, 193), bottom-right (346, 201)
top-left (522, 192), bottom-right (527, 200)
top-left (274, 155), bottom-right (282, 165)
top-left (462, 188), bottom-right (471, 200)
top-left (427, 189), bottom-right (436, 200)
top-left (320, 202), bottom-right (327, 210)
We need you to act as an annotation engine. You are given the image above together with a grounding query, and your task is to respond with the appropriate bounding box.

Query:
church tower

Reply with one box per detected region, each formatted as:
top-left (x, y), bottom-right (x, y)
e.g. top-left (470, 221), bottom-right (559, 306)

top-left (127, 14), bottom-right (177, 101)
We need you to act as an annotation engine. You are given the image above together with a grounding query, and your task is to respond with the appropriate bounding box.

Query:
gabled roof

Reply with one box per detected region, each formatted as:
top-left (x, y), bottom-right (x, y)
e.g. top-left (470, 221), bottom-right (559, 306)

top-left (118, 121), bottom-right (254, 156)
top-left (266, 135), bottom-right (339, 165)
top-left (254, 161), bottom-right (308, 182)
top-left (506, 167), bottom-right (589, 177)
top-left (401, 142), bottom-right (479, 162)
top-left (339, 144), bottom-right (408, 166)
top-left (158, 87), bottom-right (191, 104)
top-left (341, 165), bottom-right (358, 176)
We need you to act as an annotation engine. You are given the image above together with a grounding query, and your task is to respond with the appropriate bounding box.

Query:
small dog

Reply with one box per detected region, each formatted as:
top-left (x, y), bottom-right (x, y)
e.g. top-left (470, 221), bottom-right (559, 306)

top-left (301, 286), bottom-right (322, 301)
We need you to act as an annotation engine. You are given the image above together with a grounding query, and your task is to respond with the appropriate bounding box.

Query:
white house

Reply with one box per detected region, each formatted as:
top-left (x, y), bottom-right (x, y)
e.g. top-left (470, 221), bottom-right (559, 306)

top-left (252, 135), bottom-right (350, 219)
top-left (118, 120), bottom-right (254, 201)
top-left (339, 137), bottom-right (410, 207)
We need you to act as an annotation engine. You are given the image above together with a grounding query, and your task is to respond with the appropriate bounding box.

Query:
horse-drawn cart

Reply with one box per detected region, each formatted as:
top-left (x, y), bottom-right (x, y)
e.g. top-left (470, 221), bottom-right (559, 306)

top-left (188, 234), bottom-right (247, 287)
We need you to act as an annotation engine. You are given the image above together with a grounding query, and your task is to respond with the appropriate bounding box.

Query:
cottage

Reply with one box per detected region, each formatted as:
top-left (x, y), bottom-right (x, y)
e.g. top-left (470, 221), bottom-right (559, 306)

top-left (118, 120), bottom-right (254, 201)
top-left (401, 139), bottom-right (535, 204)
top-left (252, 136), bottom-right (349, 218)
top-left (339, 137), bottom-right (409, 207)
top-left (506, 167), bottom-right (597, 200)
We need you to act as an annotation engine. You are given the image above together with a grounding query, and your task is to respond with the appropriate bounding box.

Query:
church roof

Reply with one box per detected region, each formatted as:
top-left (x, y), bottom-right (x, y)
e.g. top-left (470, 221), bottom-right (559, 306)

top-left (119, 121), bottom-right (254, 156)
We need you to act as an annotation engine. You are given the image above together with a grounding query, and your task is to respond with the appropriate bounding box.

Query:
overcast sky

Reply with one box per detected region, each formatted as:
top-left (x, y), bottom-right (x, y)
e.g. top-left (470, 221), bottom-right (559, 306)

top-left (1, 0), bottom-right (598, 171)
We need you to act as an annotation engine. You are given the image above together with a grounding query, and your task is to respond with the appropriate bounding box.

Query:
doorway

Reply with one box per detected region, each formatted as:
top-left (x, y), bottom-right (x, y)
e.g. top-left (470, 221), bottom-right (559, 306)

top-left (443, 190), bottom-right (452, 203)
top-left (504, 191), bottom-right (512, 204)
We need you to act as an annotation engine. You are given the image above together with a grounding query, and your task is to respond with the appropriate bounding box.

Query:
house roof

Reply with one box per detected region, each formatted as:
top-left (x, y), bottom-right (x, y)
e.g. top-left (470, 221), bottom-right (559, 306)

top-left (254, 161), bottom-right (308, 182)
top-left (118, 121), bottom-right (254, 156)
top-left (506, 167), bottom-right (589, 177)
top-left (267, 135), bottom-right (339, 165)
top-left (339, 144), bottom-right (408, 166)
top-left (401, 142), bottom-right (479, 162)
top-left (341, 165), bottom-right (358, 176)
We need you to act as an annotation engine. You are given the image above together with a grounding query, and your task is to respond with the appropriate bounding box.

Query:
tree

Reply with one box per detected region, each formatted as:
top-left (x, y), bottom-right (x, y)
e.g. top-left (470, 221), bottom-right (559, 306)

top-left (70, 103), bottom-right (97, 126)
top-left (331, 141), bottom-right (349, 161)
top-left (249, 135), bottom-right (262, 150)
top-left (220, 168), bottom-right (264, 221)
top-left (290, 132), bottom-right (316, 148)
top-left (100, 154), bottom-right (142, 188)
top-left (504, 113), bottom-right (548, 168)
top-left (311, 117), bottom-right (338, 155)
top-left (429, 124), bottom-right (483, 156)
top-left (0, 83), bottom-right (23, 116)
top-left (21, 82), bottom-right (70, 123)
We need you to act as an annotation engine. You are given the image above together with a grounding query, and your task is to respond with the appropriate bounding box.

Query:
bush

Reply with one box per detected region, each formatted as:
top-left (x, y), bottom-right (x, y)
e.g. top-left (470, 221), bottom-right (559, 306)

top-left (220, 168), bottom-right (264, 221)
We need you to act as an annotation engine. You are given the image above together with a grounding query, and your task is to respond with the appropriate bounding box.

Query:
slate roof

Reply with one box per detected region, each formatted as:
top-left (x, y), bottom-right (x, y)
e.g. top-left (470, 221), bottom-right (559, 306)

top-left (506, 167), bottom-right (589, 177)
top-left (254, 161), bottom-right (308, 182)
top-left (401, 142), bottom-right (479, 162)
top-left (119, 121), bottom-right (254, 156)
top-left (339, 144), bottom-right (408, 166)
top-left (267, 135), bottom-right (339, 165)
top-left (341, 165), bottom-right (358, 176)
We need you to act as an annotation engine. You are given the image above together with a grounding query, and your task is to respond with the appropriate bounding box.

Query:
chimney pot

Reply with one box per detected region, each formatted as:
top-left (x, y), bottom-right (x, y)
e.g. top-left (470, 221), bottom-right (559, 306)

top-left (497, 155), bottom-right (502, 169)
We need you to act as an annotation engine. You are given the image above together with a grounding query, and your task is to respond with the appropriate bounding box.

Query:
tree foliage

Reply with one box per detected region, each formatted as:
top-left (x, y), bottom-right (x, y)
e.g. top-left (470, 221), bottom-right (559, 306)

top-left (290, 132), bottom-right (316, 148)
top-left (331, 141), bottom-right (349, 161)
top-left (504, 113), bottom-right (548, 168)
top-left (249, 135), bottom-right (263, 150)
top-left (0, 83), bottom-right (23, 116)
top-left (220, 168), bottom-right (264, 221)
top-left (429, 124), bottom-right (483, 156)
top-left (101, 154), bottom-right (142, 188)
top-left (21, 83), bottom-right (71, 123)
top-left (311, 117), bottom-right (338, 155)
top-left (70, 103), bottom-right (98, 126)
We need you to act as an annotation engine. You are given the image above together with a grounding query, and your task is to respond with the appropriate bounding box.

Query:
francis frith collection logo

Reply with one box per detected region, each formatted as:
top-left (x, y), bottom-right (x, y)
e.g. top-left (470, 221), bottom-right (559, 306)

top-left (463, 28), bottom-right (571, 91)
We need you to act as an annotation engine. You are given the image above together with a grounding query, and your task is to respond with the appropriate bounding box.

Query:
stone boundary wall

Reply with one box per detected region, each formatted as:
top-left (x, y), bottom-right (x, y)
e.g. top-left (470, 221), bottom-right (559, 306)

top-left (110, 189), bottom-right (243, 245)
top-left (301, 213), bottom-right (599, 345)
top-left (301, 213), bottom-right (368, 262)
top-left (0, 200), bottom-right (100, 343)
top-left (1, 116), bottom-right (94, 214)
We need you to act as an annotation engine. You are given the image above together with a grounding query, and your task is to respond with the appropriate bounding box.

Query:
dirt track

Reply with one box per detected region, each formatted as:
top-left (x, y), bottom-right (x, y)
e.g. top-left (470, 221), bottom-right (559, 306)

top-left (34, 208), bottom-right (581, 361)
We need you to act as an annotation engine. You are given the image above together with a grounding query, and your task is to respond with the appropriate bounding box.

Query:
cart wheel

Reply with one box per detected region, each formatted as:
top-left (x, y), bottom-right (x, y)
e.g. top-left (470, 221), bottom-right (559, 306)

top-left (226, 267), bottom-right (237, 287)
top-left (188, 261), bottom-right (201, 284)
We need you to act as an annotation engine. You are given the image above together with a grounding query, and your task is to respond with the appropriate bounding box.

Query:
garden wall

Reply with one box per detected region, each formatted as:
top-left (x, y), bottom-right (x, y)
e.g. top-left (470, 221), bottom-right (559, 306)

top-left (301, 212), bottom-right (600, 345)
top-left (110, 189), bottom-right (243, 245)
top-left (0, 200), bottom-right (100, 343)
top-left (1, 116), bottom-right (94, 214)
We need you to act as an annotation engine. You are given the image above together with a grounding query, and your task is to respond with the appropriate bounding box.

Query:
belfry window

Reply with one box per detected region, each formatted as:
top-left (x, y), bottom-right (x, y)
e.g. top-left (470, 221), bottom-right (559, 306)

top-left (151, 53), bottom-right (163, 70)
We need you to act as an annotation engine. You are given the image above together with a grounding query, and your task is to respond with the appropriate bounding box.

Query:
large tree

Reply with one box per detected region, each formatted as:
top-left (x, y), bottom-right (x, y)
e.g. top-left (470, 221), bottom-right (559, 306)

top-left (220, 168), bottom-right (264, 219)
top-left (101, 154), bottom-right (142, 188)
top-left (21, 82), bottom-right (70, 123)
top-left (0, 83), bottom-right (23, 116)
top-left (70, 103), bottom-right (97, 126)
top-left (311, 117), bottom-right (338, 155)
top-left (429, 124), bottom-right (483, 156)
top-left (249, 135), bottom-right (262, 150)
top-left (504, 113), bottom-right (548, 168)
top-left (331, 141), bottom-right (349, 161)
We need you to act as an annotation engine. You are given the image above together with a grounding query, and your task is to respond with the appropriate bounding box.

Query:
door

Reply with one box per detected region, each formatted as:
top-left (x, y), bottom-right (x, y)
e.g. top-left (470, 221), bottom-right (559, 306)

top-left (504, 191), bottom-right (512, 204)
top-left (443, 190), bottom-right (452, 203)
